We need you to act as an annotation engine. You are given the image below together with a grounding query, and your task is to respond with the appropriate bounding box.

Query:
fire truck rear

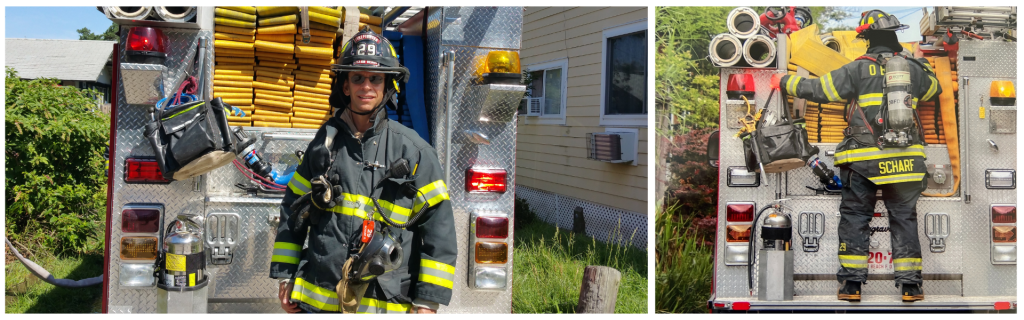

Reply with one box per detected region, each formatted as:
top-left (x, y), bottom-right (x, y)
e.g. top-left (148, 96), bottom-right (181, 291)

top-left (101, 6), bottom-right (524, 313)
top-left (707, 6), bottom-right (1016, 312)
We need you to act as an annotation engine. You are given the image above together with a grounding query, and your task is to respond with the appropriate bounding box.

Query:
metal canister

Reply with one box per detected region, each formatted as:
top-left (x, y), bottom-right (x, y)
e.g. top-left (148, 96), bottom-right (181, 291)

top-left (761, 212), bottom-right (792, 250)
top-left (162, 219), bottom-right (205, 288)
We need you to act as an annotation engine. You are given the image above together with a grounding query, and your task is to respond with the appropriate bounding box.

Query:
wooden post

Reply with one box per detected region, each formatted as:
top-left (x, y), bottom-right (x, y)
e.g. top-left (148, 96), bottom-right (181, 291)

top-left (576, 266), bottom-right (621, 313)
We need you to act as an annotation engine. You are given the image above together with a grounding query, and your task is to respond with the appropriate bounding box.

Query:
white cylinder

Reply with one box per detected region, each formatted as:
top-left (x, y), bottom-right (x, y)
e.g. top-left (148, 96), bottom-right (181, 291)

top-left (743, 34), bottom-right (777, 68)
top-left (154, 6), bottom-right (197, 23)
top-left (709, 33), bottom-right (743, 67)
top-left (727, 7), bottom-right (761, 39)
top-left (106, 6), bottom-right (154, 20)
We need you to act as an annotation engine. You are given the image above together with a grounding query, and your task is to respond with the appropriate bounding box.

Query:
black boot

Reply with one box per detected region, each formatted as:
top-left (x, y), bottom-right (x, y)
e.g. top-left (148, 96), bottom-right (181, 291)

top-left (837, 280), bottom-right (861, 301)
top-left (901, 283), bottom-right (924, 302)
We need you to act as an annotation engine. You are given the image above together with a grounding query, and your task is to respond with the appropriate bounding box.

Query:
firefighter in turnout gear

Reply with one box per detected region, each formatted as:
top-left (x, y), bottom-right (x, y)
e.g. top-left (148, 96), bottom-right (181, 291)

top-left (270, 29), bottom-right (457, 313)
top-left (775, 10), bottom-right (942, 302)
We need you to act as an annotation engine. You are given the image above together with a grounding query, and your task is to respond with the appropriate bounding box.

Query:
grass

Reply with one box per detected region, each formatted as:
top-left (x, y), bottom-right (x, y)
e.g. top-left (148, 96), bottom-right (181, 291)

top-left (654, 203), bottom-right (714, 313)
top-left (5, 238), bottom-right (105, 313)
top-left (511, 212), bottom-right (647, 313)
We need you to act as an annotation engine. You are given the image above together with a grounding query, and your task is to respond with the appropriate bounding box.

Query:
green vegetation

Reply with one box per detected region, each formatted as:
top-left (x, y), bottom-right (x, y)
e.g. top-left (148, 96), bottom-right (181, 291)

top-left (512, 198), bottom-right (647, 313)
top-left (78, 22), bottom-right (119, 41)
top-left (655, 204), bottom-right (713, 313)
top-left (5, 67), bottom-right (110, 254)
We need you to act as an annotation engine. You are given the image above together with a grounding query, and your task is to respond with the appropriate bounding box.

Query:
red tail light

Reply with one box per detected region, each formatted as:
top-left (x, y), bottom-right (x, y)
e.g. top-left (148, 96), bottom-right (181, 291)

top-left (125, 158), bottom-right (170, 184)
top-left (466, 168), bottom-right (507, 193)
top-left (476, 216), bottom-right (509, 239)
top-left (727, 74), bottom-right (755, 100)
top-left (994, 302), bottom-right (1012, 310)
top-left (122, 208), bottom-right (161, 233)
top-left (992, 205), bottom-right (1016, 223)
top-left (726, 203), bottom-right (754, 222)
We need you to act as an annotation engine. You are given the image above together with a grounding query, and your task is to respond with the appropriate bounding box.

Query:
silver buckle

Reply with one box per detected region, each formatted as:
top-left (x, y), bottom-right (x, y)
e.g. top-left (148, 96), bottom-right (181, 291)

top-left (206, 212), bottom-right (241, 265)
top-left (798, 211), bottom-right (825, 252)
top-left (924, 212), bottom-right (950, 253)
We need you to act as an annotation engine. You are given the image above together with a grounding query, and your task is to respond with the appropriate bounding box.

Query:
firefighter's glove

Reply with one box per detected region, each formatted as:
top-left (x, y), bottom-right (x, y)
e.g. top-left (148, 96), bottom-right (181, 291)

top-left (311, 174), bottom-right (343, 209)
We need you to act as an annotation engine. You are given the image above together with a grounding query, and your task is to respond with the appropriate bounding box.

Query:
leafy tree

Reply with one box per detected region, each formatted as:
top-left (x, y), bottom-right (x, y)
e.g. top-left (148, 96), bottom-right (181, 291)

top-left (78, 22), bottom-right (118, 41)
top-left (5, 67), bottom-right (110, 254)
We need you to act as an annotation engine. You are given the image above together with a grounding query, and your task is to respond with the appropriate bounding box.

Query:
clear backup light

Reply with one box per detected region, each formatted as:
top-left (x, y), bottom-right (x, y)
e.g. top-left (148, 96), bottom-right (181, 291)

top-left (725, 244), bottom-right (750, 266)
top-left (985, 169), bottom-right (1015, 189)
top-left (119, 264), bottom-right (156, 287)
top-left (727, 166), bottom-right (759, 187)
top-left (473, 267), bottom-right (507, 289)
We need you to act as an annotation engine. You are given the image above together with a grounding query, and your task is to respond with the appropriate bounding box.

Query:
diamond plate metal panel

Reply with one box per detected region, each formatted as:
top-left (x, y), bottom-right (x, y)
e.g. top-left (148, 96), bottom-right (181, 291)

top-left (202, 202), bottom-right (279, 301)
top-left (467, 84), bottom-right (527, 123)
top-left (120, 63), bottom-right (167, 105)
top-left (712, 58), bottom-right (1016, 304)
top-left (424, 7), bottom-right (522, 314)
top-left (108, 27), bottom-right (213, 314)
top-left (955, 44), bottom-right (1017, 296)
top-left (956, 41), bottom-right (1016, 79)
top-left (440, 7), bottom-right (524, 49)
top-left (517, 185), bottom-right (647, 250)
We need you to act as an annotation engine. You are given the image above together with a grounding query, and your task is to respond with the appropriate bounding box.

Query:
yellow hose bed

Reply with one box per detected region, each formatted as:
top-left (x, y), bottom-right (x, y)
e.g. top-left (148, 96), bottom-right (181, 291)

top-left (215, 17), bottom-right (256, 29)
top-left (214, 25), bottom-right (256, 36)
top-left (258, 24), bottom-right (297, 35)
top-left (258, 14), bottom-right (297, 26)
top-left (213, 86), bottom-right (252, 93)
top-left (255, 88), bottom-right (292, 97)
top-left (215, 8), bottom-right (257, 22)
top-left (255, 6), bottom-right (299, 17)
top-left (254, 40), bottom-right (294, 53)
top-left (215, 32), bottom-right (254, 42)
top-left (215, 48), bottom-right (255, 57)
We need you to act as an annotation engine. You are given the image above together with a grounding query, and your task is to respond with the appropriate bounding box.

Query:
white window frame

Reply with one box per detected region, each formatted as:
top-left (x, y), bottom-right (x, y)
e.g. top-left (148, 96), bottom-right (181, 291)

top-left (521, 58), bottom-right (569, 125)
top-left (599, 19), bottom-right (648, 127)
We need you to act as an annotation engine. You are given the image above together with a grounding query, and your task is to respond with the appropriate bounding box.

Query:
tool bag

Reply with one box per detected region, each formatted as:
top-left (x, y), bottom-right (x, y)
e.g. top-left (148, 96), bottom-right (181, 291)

top-left (744, 88), bottom-right (818, 173)
top-left (144, 97), bottom-right (241, 181)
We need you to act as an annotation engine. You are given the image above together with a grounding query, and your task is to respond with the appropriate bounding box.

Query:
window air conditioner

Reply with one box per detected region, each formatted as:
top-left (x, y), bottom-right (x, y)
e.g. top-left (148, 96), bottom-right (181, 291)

top-left (586, 130), bottom-right (637, 165)
top-left (526, 98), bottom-right (542, 116)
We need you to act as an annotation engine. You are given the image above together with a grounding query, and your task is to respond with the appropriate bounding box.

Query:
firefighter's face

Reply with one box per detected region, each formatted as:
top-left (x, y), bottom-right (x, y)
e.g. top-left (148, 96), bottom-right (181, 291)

top-left (343, 71), bottom-right (386, 114)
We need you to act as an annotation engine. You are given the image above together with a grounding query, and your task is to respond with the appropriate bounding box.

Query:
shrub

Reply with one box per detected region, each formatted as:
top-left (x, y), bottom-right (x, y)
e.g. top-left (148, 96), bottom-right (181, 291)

top-left (663, 128), bottom-right (718, 219)
top-left (5, 67), bottom-right (110, 254)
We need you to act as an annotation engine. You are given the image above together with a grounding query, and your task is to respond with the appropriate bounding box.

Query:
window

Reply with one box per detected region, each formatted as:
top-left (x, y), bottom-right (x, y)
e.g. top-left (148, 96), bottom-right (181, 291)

top-left (520, 59), bottom-right (568, 125)
top-left (600, 20), bottom-right (647, 126)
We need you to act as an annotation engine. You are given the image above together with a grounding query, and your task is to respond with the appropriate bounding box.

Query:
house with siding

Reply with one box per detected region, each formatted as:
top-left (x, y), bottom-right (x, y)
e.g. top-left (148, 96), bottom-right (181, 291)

top-left (515, 7), bottom-right (648, 249)
top-left (5, 38), bottom-right (115, 105)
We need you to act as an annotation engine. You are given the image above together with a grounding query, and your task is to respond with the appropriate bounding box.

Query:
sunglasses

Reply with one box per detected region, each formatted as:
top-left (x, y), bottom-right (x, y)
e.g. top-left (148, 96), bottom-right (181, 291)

top-left (349, 74), bottom-right (386, 85)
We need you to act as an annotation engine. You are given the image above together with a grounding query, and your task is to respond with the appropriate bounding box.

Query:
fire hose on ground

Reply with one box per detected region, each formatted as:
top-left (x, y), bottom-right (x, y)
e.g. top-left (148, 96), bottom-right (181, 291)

top-left (4, 238), bottom-right (103, 288)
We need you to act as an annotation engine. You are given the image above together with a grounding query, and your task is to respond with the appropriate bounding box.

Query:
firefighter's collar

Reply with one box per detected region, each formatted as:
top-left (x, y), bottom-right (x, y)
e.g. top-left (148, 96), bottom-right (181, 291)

top-left (338, 108), bottom-right (389, 141)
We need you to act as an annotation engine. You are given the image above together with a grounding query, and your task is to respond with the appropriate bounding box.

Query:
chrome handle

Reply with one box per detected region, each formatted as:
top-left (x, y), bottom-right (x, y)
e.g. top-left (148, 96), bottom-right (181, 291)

top-left (443, 50), bottom-right (456, 185)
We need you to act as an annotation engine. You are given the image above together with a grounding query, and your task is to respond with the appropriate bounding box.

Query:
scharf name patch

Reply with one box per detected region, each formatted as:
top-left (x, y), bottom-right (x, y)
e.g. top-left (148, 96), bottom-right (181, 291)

top-left (879, 159), bottom-right (915, 175)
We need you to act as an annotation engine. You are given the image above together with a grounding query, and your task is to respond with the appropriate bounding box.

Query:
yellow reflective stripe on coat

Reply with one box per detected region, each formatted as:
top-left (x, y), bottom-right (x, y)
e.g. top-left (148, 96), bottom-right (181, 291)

top-left (858, 93), bottom-right (883, 107)
top-left (413, 180), bottom-right (450, 212)
top-left (893, 257), bottom-right (923, 271)
top-left (291, 278), bottom-right (340, 312)
top-left (922, 75), bottom-right (939, 101)
top-left (419, 258), bottom-right (456, 289)
top-left (822, 73), bottom-right (842, 102)
top-left (271, 242), bottom-right (302, 264)
top-left (357, 297), bottom-right (411, 314)
top-left (869, 173), bottom-right (926, 185)
top-left (838, 255), bottom-right (868, 269)
top-left (786, 76), bottom-right (802, 94)
top-left (327, 193), bottom-right (412, 224)
top-left (288, 172), bottom-right (311, 196)
top-left (833, 145), bottom-right (926, 165)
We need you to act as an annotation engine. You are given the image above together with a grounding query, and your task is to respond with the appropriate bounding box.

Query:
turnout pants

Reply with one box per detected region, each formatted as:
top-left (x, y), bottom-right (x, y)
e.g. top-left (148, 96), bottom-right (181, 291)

top-left (837, 168), bottom-right (925, 286)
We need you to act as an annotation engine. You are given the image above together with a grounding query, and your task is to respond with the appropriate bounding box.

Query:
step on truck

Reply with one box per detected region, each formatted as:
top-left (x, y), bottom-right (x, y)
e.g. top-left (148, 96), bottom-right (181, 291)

top-left (706, 8), bottom-right (1016, 312)
top-left (101, 6), bottom-right (525, 313)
